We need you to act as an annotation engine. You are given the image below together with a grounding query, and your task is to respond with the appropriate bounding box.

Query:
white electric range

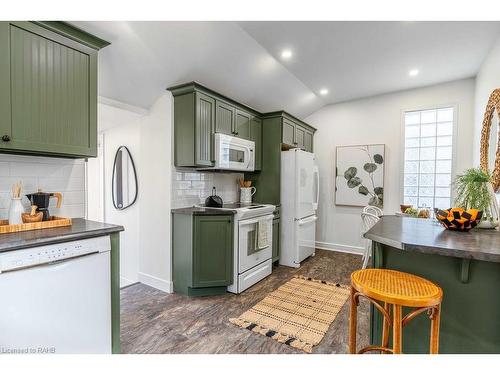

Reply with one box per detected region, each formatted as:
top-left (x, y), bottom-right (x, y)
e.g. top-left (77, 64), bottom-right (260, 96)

top-left (196, 203), bottom-right (275, 293)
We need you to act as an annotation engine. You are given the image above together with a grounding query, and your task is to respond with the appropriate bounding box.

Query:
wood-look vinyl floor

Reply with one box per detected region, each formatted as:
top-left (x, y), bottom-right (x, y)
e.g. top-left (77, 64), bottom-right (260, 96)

top-left (120, 250), bottom-right (370, 354)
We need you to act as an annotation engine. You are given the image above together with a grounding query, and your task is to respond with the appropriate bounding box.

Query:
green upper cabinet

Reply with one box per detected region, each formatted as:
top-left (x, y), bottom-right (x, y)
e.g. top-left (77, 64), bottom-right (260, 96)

top-left (195, 93), bottom-right (216, 166)
top-left (249, 116), bottom-right (262, 171)
top-left (169, 82), bottom-right (263, 170)
top-left (215, 100), bottom-right (235, 136)
top-left (294, 125), bottom-right (306, 149)
top-left (282, 119), bottom-right (295, 147)
top-left (304, 129), bottom-right (313, 152)
top-left (235, 109), bottom-right (251, 140)
top-left (0, 21), bottom-right (109, 158)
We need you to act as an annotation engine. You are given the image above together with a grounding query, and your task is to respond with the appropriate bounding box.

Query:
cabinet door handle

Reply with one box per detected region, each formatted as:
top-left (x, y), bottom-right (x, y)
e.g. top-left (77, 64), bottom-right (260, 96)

top-left (2, 135), bottom-right (10, 142)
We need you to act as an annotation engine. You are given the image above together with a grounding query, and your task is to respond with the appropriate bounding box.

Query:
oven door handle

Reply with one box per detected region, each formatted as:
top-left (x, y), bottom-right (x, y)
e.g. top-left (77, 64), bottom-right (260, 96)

top-left (239, 215), bottom-right (274, 226)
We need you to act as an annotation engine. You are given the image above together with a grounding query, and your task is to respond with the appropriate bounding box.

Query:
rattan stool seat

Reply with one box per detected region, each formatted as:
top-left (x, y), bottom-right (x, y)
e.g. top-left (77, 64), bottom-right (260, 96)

top-left (351, 269), bottom-right (442, 307)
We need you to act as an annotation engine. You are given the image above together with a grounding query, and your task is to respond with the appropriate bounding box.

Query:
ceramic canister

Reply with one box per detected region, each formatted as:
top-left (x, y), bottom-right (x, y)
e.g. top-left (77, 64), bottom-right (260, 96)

top-left (240, 187), bottom-right (256, 204)
top-left (8, 198), bottom-right (25, 225)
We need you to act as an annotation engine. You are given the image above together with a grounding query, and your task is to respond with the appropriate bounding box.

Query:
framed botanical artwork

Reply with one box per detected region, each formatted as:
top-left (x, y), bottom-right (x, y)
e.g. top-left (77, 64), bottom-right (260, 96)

top-left (335, 144), bottom-right (385, 208)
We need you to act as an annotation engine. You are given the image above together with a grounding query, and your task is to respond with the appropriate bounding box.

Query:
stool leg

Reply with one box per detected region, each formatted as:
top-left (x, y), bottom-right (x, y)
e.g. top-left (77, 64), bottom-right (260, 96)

top-left (381, 302), bottom-right (391, 353)
top-left (349, 287), bottom-right (357, 354)
top-left (392, 304), bottom-right (403, 354)
top-left (430, 304), bottom-right (441, 354)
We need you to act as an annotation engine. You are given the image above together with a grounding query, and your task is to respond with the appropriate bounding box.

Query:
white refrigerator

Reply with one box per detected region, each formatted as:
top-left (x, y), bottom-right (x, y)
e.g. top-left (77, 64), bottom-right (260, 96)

top-left (280, 149), bottom-right (319, 268)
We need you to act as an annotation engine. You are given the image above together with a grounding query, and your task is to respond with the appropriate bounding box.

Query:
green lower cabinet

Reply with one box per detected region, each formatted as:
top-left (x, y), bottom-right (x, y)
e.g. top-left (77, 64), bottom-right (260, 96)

top-left (172, 211), bottom-right (233, 296)
top-left (272, 217), bottom-right (280, 262)
top-left (371, 243), bottom-right (500, 353)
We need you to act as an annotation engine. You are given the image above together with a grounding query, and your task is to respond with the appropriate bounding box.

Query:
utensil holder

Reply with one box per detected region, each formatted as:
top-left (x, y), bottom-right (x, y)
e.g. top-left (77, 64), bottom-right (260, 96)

top-left (240, 187), bottom-right (256, 204)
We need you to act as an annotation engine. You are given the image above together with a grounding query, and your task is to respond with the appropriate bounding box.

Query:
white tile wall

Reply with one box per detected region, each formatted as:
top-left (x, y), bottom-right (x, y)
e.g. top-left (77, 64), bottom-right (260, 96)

top-left (0, 154), bottom-right (86, 220)
top-left (172, 168), bottom-right (243, 208)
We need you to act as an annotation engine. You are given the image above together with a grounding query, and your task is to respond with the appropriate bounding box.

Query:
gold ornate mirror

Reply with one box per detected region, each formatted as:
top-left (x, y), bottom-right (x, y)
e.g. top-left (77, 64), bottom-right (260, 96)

top-left (479, 89), bottom-right (500, 192)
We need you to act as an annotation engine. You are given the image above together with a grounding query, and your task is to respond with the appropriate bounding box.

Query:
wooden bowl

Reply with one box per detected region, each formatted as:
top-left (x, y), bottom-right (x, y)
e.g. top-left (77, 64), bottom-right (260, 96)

top-left (434, 208), bottom-right (482, 232)
top-left (400, 204), bottom-right (412, 213)
top-left (21, 212), bottom-right (43, 223)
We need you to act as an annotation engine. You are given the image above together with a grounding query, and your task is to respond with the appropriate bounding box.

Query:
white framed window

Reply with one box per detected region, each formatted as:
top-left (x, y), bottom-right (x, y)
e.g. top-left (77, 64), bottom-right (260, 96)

top-left (402, 106), bottom-right (455, 209)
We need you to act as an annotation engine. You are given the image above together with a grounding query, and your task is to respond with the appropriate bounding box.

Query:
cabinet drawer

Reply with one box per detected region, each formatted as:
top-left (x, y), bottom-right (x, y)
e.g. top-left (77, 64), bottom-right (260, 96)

top-left (238, 259), bottom-right (272, 293)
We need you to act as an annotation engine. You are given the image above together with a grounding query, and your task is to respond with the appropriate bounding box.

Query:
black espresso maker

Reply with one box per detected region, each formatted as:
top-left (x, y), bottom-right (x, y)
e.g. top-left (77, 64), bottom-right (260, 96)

top-left (25, 191), bottom-right (63, 221)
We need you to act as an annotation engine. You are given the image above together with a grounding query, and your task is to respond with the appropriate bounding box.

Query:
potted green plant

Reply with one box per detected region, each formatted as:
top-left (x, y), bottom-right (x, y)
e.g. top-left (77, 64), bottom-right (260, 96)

top-left (453, 168), bottom-right (499, 229)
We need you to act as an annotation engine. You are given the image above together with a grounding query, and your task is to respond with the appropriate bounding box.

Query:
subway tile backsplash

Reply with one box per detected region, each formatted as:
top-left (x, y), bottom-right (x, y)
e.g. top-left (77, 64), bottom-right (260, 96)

top-left (172, 168), bottom-right (243, 209)
top-left (0, 154), bottom-right (86, 220)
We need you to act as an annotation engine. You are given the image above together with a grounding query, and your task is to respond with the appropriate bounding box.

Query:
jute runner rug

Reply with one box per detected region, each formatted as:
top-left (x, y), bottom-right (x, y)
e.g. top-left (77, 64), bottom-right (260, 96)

top-left (230, 276), bottom-right (350, 353)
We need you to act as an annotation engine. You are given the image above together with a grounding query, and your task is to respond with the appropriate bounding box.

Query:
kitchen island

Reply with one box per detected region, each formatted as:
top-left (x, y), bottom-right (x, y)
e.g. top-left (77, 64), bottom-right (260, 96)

top-left (364, 215), bottom-right (500, 353)
top-left (0, 219), bottom-right (123, 353)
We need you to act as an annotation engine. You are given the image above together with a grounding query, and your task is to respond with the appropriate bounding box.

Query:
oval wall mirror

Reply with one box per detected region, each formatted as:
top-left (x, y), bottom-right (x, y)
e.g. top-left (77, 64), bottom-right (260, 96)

top-left (112, 146), bottom-right (138, 210)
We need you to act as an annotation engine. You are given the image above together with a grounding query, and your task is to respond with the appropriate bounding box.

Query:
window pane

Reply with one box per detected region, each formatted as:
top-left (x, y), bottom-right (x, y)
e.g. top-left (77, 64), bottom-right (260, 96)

top-left (419, 174), bottom-right (435, 187)
top-left (437, 122), bottom-right (453, 136)
top-left (420, 147), bottom-right (435, 160)
top-left (403, 107), bottom-right (454, 210)
top-left (405, 112), bottom-right (420, 125)
top-left (420, 137), bottom-right (436, 147)
top-left (404, 174), bottom-right (418, 186)
top-left (406, 138), bottom-right (419, 147)
top-left (404, 196), bottom-right (418, 206)
top-left (405, 125), bottom-right (420, 138)
top-left (437, 108), bottom-right (453, 122)
top-left (404, 187), bottom-right (417, 196)
top-left (436, 174), bottom-right (451, 186)
top-left (421, 124), bottom-right (436, 137)
top-left (405, 148), bottom-right (419, 160)
top-left (421, 110), bottom-right (436, 124)
top-left (435, 187), bottom-right (450, 197)
top-left (420, 160), bottom-right (435, 174)
top-left (436, 146), bottom-right (452, 159)
top-left (405, 161), bottom-right (419, 174)
top-left (437, 136), bottom-right (452, 146)
top-left (435, 197), bottom-right (451, 209)
top-left (418, 197), bottom-right (434, 207)
top-left (436, 160), bottom-right (452, 173)
top-left (419, 187), bottom-right (434, 197)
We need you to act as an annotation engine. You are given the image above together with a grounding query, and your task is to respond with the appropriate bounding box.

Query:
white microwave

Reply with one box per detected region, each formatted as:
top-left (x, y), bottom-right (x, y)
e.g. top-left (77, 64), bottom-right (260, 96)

top-left (200, 133), bottom-right (255, 172)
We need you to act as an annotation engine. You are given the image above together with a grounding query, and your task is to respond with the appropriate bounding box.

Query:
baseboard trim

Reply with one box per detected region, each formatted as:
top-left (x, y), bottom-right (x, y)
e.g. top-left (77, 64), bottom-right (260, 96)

top-left (315, 241), bottom-right (364, 255)
top-left (138, 272), bottom-right (173, 293)
top-left (120, 276), bottom-right (137, 288)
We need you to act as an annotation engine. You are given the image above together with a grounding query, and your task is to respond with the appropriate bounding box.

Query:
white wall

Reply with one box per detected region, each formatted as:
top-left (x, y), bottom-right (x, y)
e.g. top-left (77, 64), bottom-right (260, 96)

top-left (474, 36), bottom-right (500, 166)
top-left (88, 102), bottom-right (144, 287)
top-left (137, 93), bottom-right (173, 292)
top-left (89, 93), bottom-right (245, 293)
top-left (305, 78), bottom-right (476, 253)
top-left (0, 154), bottom-right (86, 220)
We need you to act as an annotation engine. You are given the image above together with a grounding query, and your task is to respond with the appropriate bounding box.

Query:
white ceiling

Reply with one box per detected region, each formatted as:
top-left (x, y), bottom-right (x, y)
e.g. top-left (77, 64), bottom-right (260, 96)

top-left (73, 21), bottom-right (500, 118)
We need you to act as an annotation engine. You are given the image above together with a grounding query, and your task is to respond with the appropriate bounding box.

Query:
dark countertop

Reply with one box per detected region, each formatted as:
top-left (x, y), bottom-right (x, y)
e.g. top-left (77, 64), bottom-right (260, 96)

top-left (365, 215), bottom-right (500, 263)
top-left (171, 207), bottom-right (236, 216)
top-left (0, 218), bottom-right (124, 253)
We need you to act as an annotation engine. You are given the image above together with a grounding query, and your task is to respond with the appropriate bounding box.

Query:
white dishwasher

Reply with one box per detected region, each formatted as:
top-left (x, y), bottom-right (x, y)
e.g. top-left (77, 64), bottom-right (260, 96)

top-left (0, 236), bottom-right (111, 354)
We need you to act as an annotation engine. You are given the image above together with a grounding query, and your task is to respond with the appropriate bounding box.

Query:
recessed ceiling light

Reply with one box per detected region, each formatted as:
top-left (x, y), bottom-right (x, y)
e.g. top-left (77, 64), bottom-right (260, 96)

top-left (319, 88), bottom-right (329, 96)
top-left (281, 49), bottom-right (293, 59)
top-left (409, 69), bottom-right (419, 77)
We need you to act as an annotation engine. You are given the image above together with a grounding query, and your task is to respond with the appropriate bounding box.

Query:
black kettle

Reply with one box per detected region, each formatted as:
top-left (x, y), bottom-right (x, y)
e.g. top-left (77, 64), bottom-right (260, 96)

top-left (205, 187), bottom-right (223, 208)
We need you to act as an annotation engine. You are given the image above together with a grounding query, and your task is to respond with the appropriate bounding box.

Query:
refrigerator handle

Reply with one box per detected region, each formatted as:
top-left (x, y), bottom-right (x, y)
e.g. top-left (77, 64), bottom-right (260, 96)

top-left (313, 165), bottom-right (320, 210)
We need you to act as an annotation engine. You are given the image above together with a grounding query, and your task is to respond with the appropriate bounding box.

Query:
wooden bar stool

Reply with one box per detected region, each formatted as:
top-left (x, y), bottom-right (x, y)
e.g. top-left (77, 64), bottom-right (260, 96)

top-left (349, 269), bottom-right (443, 354)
